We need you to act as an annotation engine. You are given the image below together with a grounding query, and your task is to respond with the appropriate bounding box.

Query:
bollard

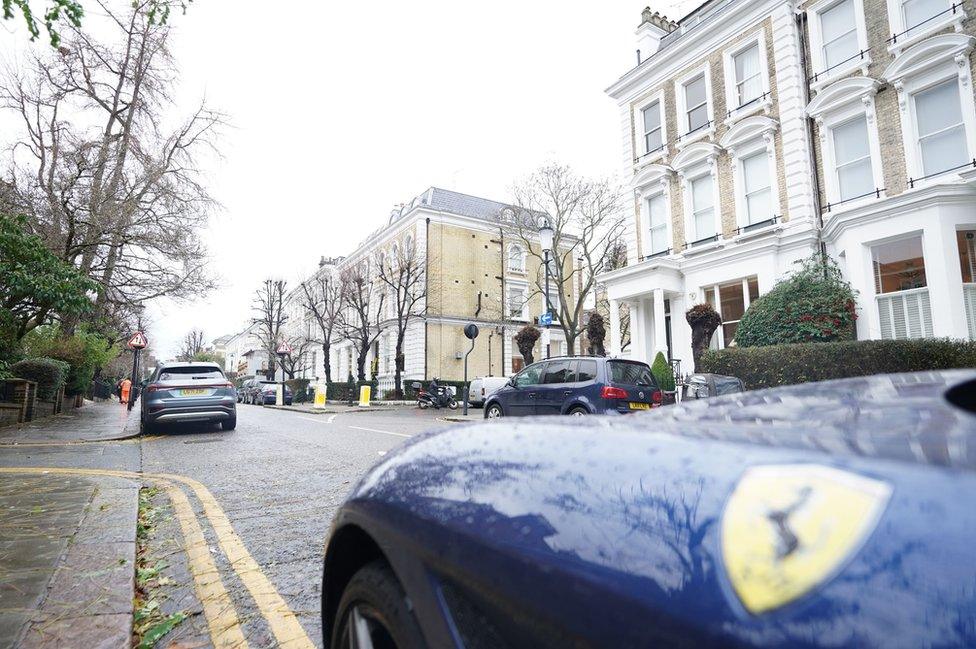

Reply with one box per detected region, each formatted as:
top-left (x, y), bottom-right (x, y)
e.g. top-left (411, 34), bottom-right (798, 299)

top-left (358, 384), bottom-right (371, 407)
top-left (314, 384), bottom-right (327, 409)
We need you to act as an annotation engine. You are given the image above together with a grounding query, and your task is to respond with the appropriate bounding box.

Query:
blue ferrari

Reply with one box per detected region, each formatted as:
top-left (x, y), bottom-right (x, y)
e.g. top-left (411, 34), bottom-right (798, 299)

top-left (321, 370), bottom-right (976, 648)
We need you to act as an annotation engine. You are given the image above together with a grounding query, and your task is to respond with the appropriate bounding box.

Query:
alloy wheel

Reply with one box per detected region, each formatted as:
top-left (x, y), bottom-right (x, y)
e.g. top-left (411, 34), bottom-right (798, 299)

top-left (342, 605), bottom-right (397, 649)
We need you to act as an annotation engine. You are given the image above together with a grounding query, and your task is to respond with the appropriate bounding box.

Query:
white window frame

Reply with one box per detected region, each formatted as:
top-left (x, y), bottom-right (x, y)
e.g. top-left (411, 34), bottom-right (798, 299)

top-left (683, 164), bottom-right (721, 247)
top-left (807, 0), bottom-right (872, 91)
top-left (674, 63), bottom-right (716, 148)
top-left (806, 78), bottom-right (885, 211)
top-left (507, 243), bottom-right (526, 273)
top-left (705, 276), bottom-right (759, 349)
top-left (506, 280), bottom-right (529, 321)
top-left (645, 191), bottom-right (671, 257)
top-left (632, 164), bottom-right (675, 261)
top-left (723, 33), bottom-right (773, 126)
top-left (633, 89), bottom-right (668, 166)
top-left (885, 35), bottom-right (976, 188)
top-left (885, 0), bottom-right (967, 55)
top-left (721, 116), bottom-right (781, 232)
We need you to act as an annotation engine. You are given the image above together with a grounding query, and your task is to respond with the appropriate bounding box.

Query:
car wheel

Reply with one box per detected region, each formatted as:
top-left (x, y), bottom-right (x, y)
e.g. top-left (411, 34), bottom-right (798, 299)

top-left (485, 404), bottom-right (503, 419)
top-left (221, 416), bottom-right (236, 431)
top-left (140, 416), bottom-right (154, 435)
top-left (568, 406), bottom-right (589, 417)
top-left (330, 560), bottom-right (424, 649)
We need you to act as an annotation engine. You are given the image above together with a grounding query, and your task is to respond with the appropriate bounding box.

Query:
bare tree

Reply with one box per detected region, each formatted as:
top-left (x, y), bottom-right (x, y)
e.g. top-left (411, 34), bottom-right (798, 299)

top-left (177, 328), bottom-right (205, 361)
top-left (252, 279), bottom-right (287, 380)
top-left (300, 270), bottom-right (343, 386)
top-left (339, 261), bottom-right (384, 382)
top-left (507, 164), bottom-right (625, 355)
top-left (375, 238), bottom-right (426, 398)
top-left (0, 1), bottom-right (223, 331)
top-left (276, 335), bottom-right (314, 380)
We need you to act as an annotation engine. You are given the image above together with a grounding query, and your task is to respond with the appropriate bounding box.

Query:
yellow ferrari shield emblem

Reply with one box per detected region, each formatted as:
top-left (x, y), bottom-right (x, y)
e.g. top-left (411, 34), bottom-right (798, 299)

top-left (721, 464), bottom-right (891, 615)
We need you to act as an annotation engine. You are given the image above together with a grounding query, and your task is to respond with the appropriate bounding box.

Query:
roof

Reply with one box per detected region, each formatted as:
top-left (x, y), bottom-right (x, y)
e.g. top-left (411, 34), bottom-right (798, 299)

top-left (391, 187), bottom-right (519, 223)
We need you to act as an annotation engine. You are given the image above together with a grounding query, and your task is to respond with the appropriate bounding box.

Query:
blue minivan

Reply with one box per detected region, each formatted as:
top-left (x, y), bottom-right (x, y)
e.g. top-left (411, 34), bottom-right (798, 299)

top-left (483, 356), bottom-right (662, 418)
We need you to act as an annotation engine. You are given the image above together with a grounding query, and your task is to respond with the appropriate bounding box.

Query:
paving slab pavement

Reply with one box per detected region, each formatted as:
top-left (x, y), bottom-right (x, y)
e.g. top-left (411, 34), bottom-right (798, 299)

top-left (0, 400), bottom-right (140, 445)
top-left (0, 473), bottom-right (138, 649)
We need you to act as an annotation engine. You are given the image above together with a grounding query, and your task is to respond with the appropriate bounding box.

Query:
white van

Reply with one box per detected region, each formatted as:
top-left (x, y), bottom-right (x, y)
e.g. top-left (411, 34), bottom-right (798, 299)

top-left (467, 376), bottom-right (510, 407)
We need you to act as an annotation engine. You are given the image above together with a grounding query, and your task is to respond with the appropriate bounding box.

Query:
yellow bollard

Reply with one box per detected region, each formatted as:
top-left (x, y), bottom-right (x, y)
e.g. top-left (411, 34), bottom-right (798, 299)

top-left (358, 385), bottom-right (371, 407)
top-left (314, 388), bottom-right (326, 409)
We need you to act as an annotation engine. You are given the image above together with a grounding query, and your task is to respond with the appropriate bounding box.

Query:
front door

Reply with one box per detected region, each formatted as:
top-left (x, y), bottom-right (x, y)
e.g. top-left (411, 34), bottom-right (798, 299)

top-left (508, 362), bottom-right (546, 416)
top-left (536, 360), bottom-right (576, 415)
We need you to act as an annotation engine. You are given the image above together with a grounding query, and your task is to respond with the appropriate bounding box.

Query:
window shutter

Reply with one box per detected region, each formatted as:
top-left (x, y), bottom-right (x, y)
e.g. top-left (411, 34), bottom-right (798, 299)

top-left (963, 284), bottom-right (976, 341)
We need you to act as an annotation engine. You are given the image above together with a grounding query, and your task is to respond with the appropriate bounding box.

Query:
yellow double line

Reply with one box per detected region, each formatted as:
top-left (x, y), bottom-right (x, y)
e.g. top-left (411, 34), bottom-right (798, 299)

top-left (0, 467), bottom-right (315, 649)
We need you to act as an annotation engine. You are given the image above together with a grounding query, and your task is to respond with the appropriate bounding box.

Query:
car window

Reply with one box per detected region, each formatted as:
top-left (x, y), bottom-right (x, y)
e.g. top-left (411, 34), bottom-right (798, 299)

top-left (608, 361), bottom-right (655, 386)
top-left (576, 360), bottom-right (597, 382)
top-left (543, 360), bottom-right (575, 384)
top-left (515, 364), bottom-right (544, 387)
top-left (159, 366), bottom-right (223, 380)
top-left (715, 377), bottom-right (744, 395)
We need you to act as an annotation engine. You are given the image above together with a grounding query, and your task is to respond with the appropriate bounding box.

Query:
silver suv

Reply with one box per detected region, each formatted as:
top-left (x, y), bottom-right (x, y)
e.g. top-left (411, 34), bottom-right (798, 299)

top-left (140, 362), bottom-right (237, 434)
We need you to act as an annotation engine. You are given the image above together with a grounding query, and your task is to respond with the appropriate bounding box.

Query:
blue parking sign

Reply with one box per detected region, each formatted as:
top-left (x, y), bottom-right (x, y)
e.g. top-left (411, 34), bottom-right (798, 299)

top-left (539, 312), bottom-right (553, 326)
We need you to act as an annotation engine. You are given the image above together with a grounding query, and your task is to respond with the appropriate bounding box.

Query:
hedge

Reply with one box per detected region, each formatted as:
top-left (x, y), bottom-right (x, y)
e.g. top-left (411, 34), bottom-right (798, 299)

top-left (698, 338), bottom-right (976, 390)
top-left (9, 357), bottom-right (70, 400)
top-left (285, 378), bottom-right (311, 403)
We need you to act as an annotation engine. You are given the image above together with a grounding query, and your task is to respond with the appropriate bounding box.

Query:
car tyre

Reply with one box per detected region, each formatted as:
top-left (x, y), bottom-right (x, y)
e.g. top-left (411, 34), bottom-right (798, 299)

top-left (568, 406), bottom-right (589, 417)
top-left (221, 415), bottom-right (236, 431)
top-left (331, 560), bottom-right (424, 649)
top-left (140, 416), bottom-right (154, 435)
top-left (485, 404), bottom-right (503, 419)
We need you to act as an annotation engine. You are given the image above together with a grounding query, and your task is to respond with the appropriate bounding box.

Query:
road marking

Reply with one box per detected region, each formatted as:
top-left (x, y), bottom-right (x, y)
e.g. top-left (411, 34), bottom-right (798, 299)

top-left (0, 466), bottom-right (316, 649)
top-left (162, 482), bottom-right (249, 648)
top-left (297, 416), bottom-right (330, 425)
top-left (347, 425), bottom-right (412, 438)
top-left (328, 414), bottom-right (338, 423)
top-left (0, 434), bottom-right (166, 447)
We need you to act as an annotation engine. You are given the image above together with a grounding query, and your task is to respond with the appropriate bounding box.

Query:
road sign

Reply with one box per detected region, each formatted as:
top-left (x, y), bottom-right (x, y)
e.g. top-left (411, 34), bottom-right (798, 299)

top-left (276, 341), bottom-right (293, 355)
top-left (539, 312), bottom-right (553, 326)
top-left (127, 331), bottom-right (148, 350)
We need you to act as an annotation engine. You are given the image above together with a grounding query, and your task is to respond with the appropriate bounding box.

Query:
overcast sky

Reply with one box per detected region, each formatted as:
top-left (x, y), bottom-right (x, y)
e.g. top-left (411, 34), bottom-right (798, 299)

top-left (4, 1), bottom-right (699, 358)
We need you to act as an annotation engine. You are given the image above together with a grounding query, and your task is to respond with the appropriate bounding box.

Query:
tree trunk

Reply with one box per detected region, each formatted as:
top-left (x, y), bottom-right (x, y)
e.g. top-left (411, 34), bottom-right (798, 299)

top-left (322, 342), bottom-right (332, 385)
top-left (356, 346), bottom-right (368, 382)
top-left (394, 332), bottom-right (405, 399)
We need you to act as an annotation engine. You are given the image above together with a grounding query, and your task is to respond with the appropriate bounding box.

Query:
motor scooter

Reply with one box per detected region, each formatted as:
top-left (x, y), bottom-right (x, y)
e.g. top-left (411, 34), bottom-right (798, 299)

top-left (413, 382), bottom-right (458, 410)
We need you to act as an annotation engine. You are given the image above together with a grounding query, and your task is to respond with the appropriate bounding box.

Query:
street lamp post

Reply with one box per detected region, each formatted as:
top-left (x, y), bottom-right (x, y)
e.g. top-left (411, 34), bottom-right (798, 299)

top-left (127, 303), bottom-right (146, 412)
top-left (538, 218), bottom-right (555, 359)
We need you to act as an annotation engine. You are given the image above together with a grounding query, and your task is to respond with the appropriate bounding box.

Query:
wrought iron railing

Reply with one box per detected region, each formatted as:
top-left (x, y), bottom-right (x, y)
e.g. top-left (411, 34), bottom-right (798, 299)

top-left (677, 120), bottom-right (712, 142)
top-left (808, 49), bottom-right (870, 84)
top-left (634, 144), bottom-right (667, 164)
top-left (684, 234), bottom-right (719, 249)
top-left (908, 159), bottom-right (976, 188)
top-left (732, 215), bottom-right (780, 236)
top-left (726, 92), bottom-right (771, 118)
top-left (887, 3), bottom-right (963, 45)
top-left (641, 248), bottom-right (672, 261)
top-left (822, 188), bottom-right (884, 213)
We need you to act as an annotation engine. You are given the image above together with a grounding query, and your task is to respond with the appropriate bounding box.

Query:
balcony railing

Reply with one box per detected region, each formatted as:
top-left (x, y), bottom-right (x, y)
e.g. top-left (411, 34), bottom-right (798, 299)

top-left (887, 3), bottom-right (964, 45)
top-left (822, 188), bottom-right (885, 214)
top-left (677, 120), bottom-right (712, 142)
top-left (808, 49), bottom-right (870, 84)
top-left (684, 234), bottom-right (719, 249)
top-left (726, 92), bottom-right (771, 119)
top-left (908, 159), bottom-right (976, 188)
top-left (634, 144), bottom-right (666, 164)
top-left (641, 248), bottom-right (672, 262)
top-left (877, 287), bottom-right (933, 340)
top-left (732, 215), bottom-right (780, 236)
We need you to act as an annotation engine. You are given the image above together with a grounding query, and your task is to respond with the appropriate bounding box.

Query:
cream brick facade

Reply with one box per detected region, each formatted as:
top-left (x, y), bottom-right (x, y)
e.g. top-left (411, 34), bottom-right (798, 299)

top-left (601, 0), bottom-right (976, 372)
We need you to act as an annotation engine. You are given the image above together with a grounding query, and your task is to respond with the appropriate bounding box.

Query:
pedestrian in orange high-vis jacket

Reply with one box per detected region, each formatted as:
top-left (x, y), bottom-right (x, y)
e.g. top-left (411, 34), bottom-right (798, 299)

top-left (120, 378), bottom-right (132, 405)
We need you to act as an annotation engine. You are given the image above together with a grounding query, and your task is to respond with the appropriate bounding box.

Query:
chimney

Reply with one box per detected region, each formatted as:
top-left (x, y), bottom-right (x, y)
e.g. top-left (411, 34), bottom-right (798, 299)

top-left (636, 7), bottom-right (677, 64)
top-left (319, 256), bottom-right (327, 268)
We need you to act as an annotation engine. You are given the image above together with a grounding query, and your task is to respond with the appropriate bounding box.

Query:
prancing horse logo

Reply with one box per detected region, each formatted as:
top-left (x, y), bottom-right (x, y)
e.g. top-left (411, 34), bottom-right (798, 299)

top-left (721, 464), bottom-right (891, 614)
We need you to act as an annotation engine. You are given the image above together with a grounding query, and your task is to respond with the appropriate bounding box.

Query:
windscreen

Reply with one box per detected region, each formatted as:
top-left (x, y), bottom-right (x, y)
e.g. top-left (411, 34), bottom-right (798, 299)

top-left (608, 361), bottom-right (654, 386)
top-left (157, 367), bottom-right (224, 380)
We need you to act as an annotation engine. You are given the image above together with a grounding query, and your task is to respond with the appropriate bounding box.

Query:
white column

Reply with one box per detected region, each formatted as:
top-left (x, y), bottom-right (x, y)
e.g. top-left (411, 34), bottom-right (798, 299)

top-left (653, 288), bottom-right (668, 358)
top-left (926, 221), bottom-right (968, 338)
top-left (609, 299), bottom-right (621, 357)
top-left (630, 301), bottom-right (646, 362)
top-left (845, 241), bottom-right (878, 340)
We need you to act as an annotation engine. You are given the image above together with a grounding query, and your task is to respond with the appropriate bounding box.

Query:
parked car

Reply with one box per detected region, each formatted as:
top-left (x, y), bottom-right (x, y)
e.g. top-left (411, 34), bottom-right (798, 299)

top-left (682, 373), bottom-right (746, 400)
top-left (320, 370), bottom-right (976, 648)
top-left (483, 356), bottom-right (661, 418)
top-left (253, 381), bottom-right (292, 406)
top-left (139, 362), bottom-right (236, 434)
top-left (466, 376), bottom-right (509, 407)
top-left (235, 376), bottom-right (254, 403)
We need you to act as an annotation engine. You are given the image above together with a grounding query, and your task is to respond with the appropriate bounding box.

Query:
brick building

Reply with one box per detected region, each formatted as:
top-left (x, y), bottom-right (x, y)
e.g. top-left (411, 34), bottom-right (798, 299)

top-left (599, 1), bottom-right (976, 370)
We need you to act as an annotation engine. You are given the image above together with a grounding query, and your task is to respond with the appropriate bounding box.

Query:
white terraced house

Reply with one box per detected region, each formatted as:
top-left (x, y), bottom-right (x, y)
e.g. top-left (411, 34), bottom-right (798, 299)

top-left (598, 1), bottom-right (976, 372)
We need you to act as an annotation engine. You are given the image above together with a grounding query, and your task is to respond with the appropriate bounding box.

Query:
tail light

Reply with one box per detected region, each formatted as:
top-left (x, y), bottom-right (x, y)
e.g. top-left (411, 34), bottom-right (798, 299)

top-left (601, 386), bottom-right (629, 400)
top-left (146, 383), bottom-right (161, 393)
top-left (651, 389), bottom-right (663, 405)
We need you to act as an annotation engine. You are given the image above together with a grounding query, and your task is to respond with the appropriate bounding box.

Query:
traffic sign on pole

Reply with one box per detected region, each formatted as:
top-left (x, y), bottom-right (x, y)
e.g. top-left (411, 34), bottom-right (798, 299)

top-left (276, 341), bottom-right (293, 356)
top-left (539, 312), bottom-right (553, 326)
top-left (127, 331), bottom-right (148, 350)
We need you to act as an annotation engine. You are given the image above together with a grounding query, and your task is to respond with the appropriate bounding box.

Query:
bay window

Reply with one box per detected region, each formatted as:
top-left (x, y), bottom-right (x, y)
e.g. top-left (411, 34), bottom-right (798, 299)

top-left (833, 115), bottom-right (875, 202)
top-left (914, 79), bottom-right (968, 177)
top-left (872, 237), bottom-right (933, 339)
top-left (706, 277), bottom-right (760, 348)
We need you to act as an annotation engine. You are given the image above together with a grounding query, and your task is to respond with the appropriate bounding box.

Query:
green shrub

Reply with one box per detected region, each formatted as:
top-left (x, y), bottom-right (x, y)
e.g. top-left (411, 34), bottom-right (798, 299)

top-left (22, 325), bottom-right (116, 396)
top-left (735, 253), bottom-right (857, 347)
top-left (9, 357), bottom-right (69, 399)
top-left (650, 352), bottom-right (675, 392)
top-left (699, 338), bottom-right (976, 390)
top-left (285, 378), bottom-right (311, 402)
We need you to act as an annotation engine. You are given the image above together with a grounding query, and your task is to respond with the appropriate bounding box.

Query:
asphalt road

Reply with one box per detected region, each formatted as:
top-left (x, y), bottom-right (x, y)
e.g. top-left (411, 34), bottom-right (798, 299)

top-left (139, 404), bottom-right (454, 647)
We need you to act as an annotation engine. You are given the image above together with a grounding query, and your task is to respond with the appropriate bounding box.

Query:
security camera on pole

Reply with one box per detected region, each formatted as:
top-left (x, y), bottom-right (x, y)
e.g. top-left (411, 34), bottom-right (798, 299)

top-left (537, 217), bottom-right (555, 359)
top-left (276, 341), bottom-right (292, 406)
